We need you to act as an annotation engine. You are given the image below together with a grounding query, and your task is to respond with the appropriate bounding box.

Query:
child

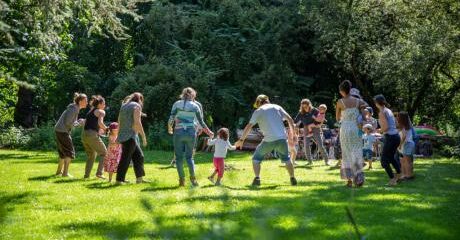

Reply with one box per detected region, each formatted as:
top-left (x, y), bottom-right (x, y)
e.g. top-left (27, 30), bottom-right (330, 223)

top-left (207, 128), bottom-right (236, 186)
top-left (362, 124), bottom-right (376, 170)
top-left (307, 104), bottom-right (327, 137)
top-left (397, 112), bottom-right (415, 180)
top-left (103, 122), bottom-right (122, 182)
top-left (287, 128), bottom-right (298, 165)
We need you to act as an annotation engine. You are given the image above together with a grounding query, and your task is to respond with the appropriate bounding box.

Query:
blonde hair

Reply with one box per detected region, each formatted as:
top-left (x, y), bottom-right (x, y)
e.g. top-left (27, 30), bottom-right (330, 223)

top-left (299, 99), bottom-right (312, 114)
top-left (123, 92), bottom-right (144, 105)
top-left (180, 87), bottom-right (196, 101)
top-left (73, 92), bottom-right (87, 104)
top-left (318, 104), bottom-right (327, 111)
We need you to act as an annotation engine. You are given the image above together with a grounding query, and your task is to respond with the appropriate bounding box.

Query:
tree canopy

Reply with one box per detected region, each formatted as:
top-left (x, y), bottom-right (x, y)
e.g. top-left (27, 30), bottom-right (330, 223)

top-left (1, 0), bottom-right (459, 135)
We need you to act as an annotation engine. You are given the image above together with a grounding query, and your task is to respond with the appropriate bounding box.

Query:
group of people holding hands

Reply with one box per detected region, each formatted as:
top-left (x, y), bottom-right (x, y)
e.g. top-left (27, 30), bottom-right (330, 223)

top-left (54, 81), bottom-right (416, 188)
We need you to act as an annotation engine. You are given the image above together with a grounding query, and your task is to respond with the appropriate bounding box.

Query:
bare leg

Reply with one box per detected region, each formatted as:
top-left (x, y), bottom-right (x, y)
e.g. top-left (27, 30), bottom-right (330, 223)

top-left (368, 161), bottom-right (373, 170)
top-left (253, 161), bottom-right (261, 178)
top-left (62, 158), bottom-right (72, 177)
top-left (108, 172), bottom-right (113, 182)
top-left (285, 161), bottom-right (295, 178)
top-left (56, 159), bottom-right (64, 175)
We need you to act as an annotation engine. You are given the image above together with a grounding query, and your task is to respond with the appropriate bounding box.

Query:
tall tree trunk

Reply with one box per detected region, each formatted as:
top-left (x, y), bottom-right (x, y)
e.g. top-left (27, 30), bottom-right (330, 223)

top-left (14, 86), bottom-right (35, 128)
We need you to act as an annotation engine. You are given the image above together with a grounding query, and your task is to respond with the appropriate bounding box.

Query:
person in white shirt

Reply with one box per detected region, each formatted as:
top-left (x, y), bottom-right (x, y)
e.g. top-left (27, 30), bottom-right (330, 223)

top-left (207, 128), bottom-right (236, 186)
top-left (362, 124), bottom-right (377, 170)
top-left (235, 95), bottom-right (297, 186)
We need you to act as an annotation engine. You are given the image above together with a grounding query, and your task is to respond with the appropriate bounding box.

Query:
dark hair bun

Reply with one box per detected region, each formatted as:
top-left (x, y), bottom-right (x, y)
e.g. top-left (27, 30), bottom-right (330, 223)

top-left (339, 80), bottom-right (352, 94)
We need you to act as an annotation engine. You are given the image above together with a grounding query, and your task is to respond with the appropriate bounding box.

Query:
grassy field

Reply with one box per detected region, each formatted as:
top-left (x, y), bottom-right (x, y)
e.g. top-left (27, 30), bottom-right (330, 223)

top-left (0, 149), bottom-right (459, 240)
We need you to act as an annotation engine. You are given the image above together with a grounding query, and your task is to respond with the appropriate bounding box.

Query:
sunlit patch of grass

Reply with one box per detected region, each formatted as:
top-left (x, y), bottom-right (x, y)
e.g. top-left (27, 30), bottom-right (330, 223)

top-left (0, 149), bottom-right (459, 239)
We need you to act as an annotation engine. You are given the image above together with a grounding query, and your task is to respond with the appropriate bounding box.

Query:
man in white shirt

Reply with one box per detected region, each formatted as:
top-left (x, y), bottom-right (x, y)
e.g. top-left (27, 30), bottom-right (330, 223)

top-left (236, 95), bottom-right (297, 186)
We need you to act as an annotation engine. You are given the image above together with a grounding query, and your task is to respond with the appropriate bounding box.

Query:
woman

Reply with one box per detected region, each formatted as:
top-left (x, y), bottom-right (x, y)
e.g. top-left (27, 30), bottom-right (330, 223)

top-left (168, 87), bottom-right (214, 187)
top-left (82, 95), bottom-right (108, 179)
top-left (336, 80), bottom-right (368, 187)
top-left (294, 99), bottom-right (329, 165)
top-left (116, 92), bottom-right (148, 184)
top-left (374, 94), bottom-right (401, 186)
top-left (54, 93), bottom-right (88, 177)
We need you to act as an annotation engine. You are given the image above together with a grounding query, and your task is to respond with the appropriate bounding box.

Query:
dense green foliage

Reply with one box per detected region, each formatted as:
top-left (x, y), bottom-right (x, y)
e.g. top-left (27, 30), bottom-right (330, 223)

top-left (1, 0), bottom-right (459, 134)
top-left (1, 149), bottom-right (459, 239)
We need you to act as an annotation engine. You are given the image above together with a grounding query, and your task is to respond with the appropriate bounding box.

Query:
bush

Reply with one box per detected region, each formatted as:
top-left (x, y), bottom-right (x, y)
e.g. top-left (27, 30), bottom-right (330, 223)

top-left (0, 127), bottom-right (31, 149)
top-left (147, 122), bottom-right (173, 151)
top-left (439, 142), bottom-right (460, 159)
top-left (26, 123), bottom-right (57, 150)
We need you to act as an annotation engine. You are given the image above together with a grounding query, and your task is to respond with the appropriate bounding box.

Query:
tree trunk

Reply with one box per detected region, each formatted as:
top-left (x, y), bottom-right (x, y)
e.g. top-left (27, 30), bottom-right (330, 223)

top-left (14, 86), bottom-right (35, 128)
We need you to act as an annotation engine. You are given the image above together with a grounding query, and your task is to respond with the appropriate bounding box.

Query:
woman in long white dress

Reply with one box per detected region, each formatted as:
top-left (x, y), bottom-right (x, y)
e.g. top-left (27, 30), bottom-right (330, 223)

top-left (336, 80), bottom-right (368, 187)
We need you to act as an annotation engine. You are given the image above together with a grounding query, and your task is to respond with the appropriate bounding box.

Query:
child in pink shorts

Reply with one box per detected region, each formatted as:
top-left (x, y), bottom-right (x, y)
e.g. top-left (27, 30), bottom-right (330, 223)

top-left (207, 128), bottom-right (236, 186)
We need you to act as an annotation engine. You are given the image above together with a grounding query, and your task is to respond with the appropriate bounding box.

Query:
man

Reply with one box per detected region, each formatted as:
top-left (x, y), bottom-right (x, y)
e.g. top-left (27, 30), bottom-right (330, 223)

top-left (235, 95), bottom-right (297, 186)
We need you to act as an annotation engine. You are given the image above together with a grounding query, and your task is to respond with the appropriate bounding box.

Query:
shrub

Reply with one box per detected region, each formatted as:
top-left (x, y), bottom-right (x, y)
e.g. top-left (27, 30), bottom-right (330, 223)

top-left (0, 127), bottom-right (31, 149)
top-left (26, 123), bottom-right (57, 150)
top-left (147, 122), bottom-right (173, 151)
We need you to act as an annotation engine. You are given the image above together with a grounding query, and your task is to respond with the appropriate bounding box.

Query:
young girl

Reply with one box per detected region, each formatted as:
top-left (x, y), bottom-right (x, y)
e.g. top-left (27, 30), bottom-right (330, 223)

top-left (207, 128), bottom-right (236, 186)
top-left (397, 112), bottom-right (415, 180)
top-left (103, 122), bottom-right (122, 182)
top-left (307, 104), bottom-right (327, 137)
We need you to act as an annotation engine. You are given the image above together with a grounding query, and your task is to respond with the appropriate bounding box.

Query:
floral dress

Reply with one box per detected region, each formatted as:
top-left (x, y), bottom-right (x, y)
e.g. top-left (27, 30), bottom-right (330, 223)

top-left (103, 135), bottom-right (122, 173)
top-left (339, 99), bottom-right (365, 184)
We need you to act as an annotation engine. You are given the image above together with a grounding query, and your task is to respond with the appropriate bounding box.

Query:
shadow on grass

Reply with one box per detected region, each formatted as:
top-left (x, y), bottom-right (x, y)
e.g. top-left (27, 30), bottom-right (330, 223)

top-left (58, 220), bottom-right (144, 239)
top-left (53, 178), bottom-right (86, 184)
top-left (0, 191), bottom-right (38, 225)
top-left (85, 182), bottom-right (121, 190)
top-left (28, 174), bottom-right (57, 181)
top-left (141, 185), bottom-right (181, 192)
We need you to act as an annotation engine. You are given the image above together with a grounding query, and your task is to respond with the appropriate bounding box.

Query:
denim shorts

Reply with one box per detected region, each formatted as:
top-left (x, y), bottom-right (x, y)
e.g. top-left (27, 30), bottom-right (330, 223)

top-left (253, 139), bottom-right (290, 163)
top-left (363, 149), bottom-right (373, 161)
top-left (401, 141), bottom-right (415, 156)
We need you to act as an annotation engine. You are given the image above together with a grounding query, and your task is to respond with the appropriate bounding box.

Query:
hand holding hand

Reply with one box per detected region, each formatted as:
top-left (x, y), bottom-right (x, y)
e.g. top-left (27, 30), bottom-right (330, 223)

top-left (235, 139), bottom-right (244, 149)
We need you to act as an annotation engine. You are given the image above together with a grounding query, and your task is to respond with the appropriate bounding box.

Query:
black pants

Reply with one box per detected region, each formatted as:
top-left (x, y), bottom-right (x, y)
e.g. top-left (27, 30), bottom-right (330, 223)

top-left (116, 138), bottom-right (145, 182)
top-left (381, 134), bottom-right (401, 179)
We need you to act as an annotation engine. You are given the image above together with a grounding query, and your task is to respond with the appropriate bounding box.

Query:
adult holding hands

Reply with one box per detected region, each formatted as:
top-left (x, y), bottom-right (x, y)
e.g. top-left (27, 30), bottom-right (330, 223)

top-left (168, 87), bottom-right (214, 187)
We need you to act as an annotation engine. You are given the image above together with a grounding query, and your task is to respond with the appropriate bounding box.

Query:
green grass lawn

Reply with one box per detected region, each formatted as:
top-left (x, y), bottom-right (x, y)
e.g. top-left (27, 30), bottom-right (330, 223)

top-left (0, 149), bottom-right (459, 240)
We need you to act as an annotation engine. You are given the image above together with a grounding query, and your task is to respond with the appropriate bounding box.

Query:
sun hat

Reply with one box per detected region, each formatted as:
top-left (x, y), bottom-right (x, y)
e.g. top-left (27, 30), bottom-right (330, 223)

top-left (363, 124), bottom-right (373, 130)
top-left (350, 88), bottom-right (362, 98)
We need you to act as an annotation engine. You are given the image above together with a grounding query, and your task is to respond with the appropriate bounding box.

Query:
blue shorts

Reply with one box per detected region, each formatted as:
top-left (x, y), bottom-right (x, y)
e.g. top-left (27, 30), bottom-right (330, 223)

top-left (401, 142), bottom-right (415, 156)
top-left (253, 139), bottom-right (290, 163)
top-left (363, 149), bottom-right (373, 161)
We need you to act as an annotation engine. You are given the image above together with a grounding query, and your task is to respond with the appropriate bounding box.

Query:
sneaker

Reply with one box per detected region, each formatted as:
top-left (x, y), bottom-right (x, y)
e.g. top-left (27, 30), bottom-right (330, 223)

top-left (96, 175), bottom-right (106, 180)
top-left (207, 176), bottom-right (215, 184)
top-left (115, 181), bottom-right (129, 185)
top-left (62, 174), bottom-right (74, 178)
top-left (215, 181), bottom-right (222, 186)
top-left (190, 177), bottom-right (199, 187)
top-left (290, 177), bottom-right (297, 186)
top-left (251, 177), bottom-right (261, 186)
top-left (387, 178), bottom-right (398, 186)
top-left (136, 179), bottom-right (150, 184)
